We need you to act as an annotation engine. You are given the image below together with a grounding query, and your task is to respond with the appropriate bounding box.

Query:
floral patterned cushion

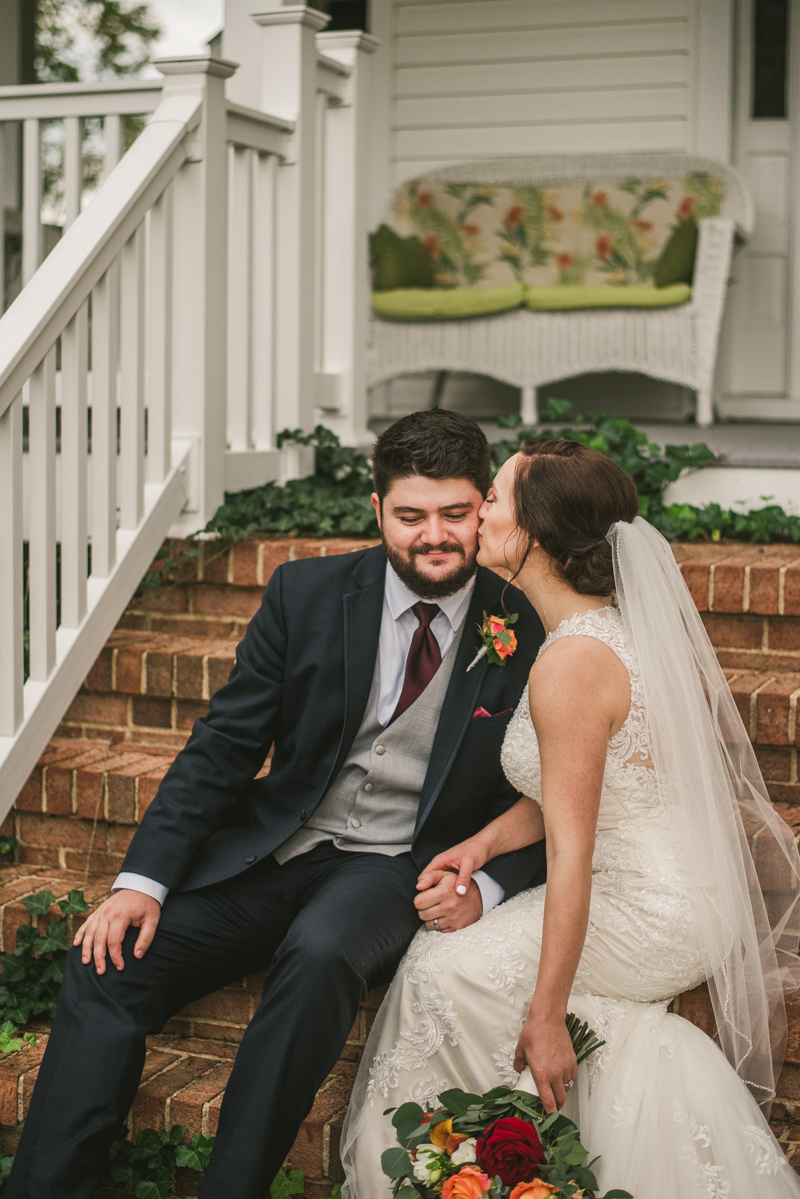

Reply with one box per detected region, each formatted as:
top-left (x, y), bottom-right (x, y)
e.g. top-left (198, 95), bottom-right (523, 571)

top-left (390, 174), bottom-right (722, 289)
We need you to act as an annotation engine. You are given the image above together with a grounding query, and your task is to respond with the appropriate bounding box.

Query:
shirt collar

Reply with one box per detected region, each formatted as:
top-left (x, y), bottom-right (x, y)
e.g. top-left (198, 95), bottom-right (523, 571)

top-left (384, 561), bottom-right (477, 632)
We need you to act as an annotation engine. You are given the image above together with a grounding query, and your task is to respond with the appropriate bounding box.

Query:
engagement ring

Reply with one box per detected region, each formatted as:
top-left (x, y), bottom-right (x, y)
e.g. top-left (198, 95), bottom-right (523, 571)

top-left (565, 1080), bottom-right (574, 1090)
top-left (433, 918), bottom-right (440, 931)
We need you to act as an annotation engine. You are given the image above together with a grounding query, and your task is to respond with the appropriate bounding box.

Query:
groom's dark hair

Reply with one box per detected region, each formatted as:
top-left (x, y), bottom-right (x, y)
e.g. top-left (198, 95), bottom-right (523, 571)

top-left (371, 408), bottom-right (492, 501)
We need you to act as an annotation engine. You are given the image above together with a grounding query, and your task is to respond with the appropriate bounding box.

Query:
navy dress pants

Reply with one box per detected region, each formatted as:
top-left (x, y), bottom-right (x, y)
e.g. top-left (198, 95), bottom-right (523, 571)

top-left (6, 843), bottom-right (422, 1199)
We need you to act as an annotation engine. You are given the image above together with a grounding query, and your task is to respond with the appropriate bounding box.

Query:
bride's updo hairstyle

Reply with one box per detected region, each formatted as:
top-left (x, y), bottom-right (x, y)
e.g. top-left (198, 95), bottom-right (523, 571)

top-left (512, 439), bottom-right (638, 596)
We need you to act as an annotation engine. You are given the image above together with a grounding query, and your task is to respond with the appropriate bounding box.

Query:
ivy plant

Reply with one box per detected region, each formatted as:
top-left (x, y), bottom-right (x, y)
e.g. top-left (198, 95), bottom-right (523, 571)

top-left (107, 1124), bottom-right (214, 1198)
top-left (202, 425), bottom-right (378, 542)
top-left (493, 400), bottom-right (800, 544)
top-left (0, 889), bottom-right (88, 1028)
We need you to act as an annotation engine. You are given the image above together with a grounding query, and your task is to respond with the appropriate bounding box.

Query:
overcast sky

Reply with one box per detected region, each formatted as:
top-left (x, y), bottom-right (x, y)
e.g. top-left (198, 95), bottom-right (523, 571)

top-left (144, 0), bottom-right (225, 68)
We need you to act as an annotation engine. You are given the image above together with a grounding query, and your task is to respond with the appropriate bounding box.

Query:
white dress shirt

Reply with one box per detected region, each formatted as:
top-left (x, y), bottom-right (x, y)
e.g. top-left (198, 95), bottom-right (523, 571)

top-left (114, 562), bottom-right (505, 914)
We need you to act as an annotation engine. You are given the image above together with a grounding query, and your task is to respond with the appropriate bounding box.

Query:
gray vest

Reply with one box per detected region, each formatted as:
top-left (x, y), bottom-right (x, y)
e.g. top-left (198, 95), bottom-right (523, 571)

top-left (274, 616), bottom-right (466, 864)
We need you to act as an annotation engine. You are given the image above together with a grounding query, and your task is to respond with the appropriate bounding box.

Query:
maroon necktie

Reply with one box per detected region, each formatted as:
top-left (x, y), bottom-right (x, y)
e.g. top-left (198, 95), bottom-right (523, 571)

top-left (390, 601), bottom-right (442, 723)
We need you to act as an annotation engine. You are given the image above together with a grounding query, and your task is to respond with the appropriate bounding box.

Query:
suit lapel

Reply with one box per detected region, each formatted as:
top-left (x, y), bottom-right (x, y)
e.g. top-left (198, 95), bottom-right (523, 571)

top-left (414, 572), bottom-right (492, 834)
top-left (324, 549), bottom-right (386, 789)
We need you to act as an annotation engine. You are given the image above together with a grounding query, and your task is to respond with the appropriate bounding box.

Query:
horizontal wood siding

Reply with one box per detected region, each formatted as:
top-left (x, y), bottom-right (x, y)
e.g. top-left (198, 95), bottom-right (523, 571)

top-left (391, 0), bottom-right (693, 185)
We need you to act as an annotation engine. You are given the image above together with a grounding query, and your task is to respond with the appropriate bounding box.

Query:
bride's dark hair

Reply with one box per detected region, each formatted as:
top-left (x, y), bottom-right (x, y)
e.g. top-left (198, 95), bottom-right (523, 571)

top-left (511, 439), bottom-right (638, 596)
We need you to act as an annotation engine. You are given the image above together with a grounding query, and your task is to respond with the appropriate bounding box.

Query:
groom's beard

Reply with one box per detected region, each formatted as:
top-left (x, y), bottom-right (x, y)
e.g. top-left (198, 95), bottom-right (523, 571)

top-left (382, 535), bottom-right (479, 600)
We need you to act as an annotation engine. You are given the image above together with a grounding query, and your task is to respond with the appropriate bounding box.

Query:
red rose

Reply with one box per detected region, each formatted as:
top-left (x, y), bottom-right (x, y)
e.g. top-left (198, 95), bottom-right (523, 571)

top-left (476, 1118), bottom-right (544, 1186)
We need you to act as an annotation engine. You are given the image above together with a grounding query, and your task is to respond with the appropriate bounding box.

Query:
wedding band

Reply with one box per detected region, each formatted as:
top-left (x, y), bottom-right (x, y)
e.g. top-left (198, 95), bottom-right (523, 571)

top-left (433, 918), bottom-right (440, 931)
top-left (564, 1080), bottom-right (574, 1091)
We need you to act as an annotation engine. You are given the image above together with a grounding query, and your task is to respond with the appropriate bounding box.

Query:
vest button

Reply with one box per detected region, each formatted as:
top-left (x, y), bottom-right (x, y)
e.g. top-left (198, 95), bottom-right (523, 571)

top-left (349, 817), bottom-right (362, 829)
top-left (375, 745), bottom-right (385, 755)
top-left (364, 783), bottom-right (374, 793)
top-left (245, 855), bottom-right (257, 864)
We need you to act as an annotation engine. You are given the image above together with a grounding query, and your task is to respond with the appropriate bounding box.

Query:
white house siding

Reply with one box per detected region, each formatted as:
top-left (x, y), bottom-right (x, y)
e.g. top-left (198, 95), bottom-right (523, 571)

top-left (373, 0), bottom-right (730, 188)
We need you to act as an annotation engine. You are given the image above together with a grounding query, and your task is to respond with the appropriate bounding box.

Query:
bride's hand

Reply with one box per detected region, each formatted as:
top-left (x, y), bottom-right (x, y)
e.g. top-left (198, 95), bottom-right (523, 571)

top-left (513, 1014), bottom-right (577, 1114)
top-left (417, 834), bottom-right (490, 897)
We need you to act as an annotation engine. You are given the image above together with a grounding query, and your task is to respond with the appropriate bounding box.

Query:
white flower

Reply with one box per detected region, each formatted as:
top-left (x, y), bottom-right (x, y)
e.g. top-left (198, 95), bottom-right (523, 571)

top-left (413, 1144), bottom-right (442, 1184)
top-left (450, 1138), bottom-right (477, 1166)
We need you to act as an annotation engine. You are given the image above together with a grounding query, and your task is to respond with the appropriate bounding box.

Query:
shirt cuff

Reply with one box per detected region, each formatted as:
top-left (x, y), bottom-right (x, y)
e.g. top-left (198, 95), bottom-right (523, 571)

top-left (112, 873), bottom-right (169, 906)
top-left (472, 869), bottom-right (504, 916)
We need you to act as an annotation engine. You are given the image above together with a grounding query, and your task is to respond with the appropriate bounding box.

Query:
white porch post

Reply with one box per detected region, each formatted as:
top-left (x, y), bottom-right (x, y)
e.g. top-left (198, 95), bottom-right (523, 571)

top-left (154, 53), bottom-right (237, 535)
top-left (316, 31), bottom-right (379, 447)
top-left (252, 6), bottom-right (329, 438)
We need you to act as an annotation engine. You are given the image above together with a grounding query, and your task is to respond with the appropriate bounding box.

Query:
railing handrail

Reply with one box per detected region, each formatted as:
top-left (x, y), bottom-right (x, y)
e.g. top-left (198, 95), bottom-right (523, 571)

top-left (0, 78), bottom-right (164, 120)
top-left (0, 90), bottom-right (201, 420)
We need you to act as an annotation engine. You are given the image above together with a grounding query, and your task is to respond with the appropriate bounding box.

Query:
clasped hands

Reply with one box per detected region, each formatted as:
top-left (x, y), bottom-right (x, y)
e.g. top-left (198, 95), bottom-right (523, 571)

top-left (415, 833), bottom-right (489, 933)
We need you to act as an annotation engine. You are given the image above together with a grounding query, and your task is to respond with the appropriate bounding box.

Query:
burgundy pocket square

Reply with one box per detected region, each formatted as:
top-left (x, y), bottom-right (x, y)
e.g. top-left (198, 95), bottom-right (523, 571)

top-left (472, 707), bottom-right (514, 718)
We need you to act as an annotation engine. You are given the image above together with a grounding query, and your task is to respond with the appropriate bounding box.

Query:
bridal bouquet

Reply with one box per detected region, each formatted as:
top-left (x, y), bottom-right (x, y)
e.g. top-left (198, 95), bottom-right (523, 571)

top-left (381, 1016), bottom-right (631, 1199)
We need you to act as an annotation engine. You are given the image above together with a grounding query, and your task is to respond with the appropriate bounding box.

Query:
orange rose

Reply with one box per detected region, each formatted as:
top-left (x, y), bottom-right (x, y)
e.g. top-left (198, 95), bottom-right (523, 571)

top-left (677, 195), bottom-right (695, 220)
top-left (509, 1182), bottom-right (560, 1199)
top-left (590, 190), bottom-right (608, 208)
top-left (494, 631), bottom-right (517, 660)
top-left (504, 205), bottom-right (525, 228)
top-left (423, 235), bottom-right (439, 259)
top-left (555, 252), bottom-right (572, 269)
top-left (417, 191), bottom-right (434, 208)
top-left (442, 1166), bottom-right (492, 1199)
top-left (487, 615), bottom-right (506, 634)
top-left (429, 1117), bottom-right (453, 1148)
top-left (595, 234), bottom-right (612, 260)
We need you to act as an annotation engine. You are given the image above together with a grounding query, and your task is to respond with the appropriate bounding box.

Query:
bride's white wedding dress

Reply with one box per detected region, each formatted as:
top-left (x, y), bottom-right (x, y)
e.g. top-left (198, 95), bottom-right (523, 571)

top-left (341, 600), bottom-right (800, 1199)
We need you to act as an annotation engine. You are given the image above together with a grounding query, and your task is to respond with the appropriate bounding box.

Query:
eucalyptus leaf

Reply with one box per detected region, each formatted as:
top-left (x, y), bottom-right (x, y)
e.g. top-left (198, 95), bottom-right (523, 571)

top-left (381, 1146), bottom-right (413, 1179)
top-left (391, 1102), bottom-right (424, 1128)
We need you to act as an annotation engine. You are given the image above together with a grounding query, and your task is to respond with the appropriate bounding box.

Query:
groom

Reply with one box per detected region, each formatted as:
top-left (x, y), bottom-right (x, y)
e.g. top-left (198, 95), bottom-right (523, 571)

top-left (8, 409), bottom-right (546, 1198)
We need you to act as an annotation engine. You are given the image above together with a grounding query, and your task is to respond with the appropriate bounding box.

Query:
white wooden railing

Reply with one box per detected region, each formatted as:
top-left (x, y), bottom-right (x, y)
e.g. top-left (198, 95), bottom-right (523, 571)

top-left (0, 13), bottom-right (377, 811)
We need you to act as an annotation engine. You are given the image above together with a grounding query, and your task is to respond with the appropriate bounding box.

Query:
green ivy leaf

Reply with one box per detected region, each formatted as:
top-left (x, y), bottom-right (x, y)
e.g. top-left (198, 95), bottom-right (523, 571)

top-left (21, 891), bottom-right (56, 918)
top-left (58, 890), bottom-right (89, 916)
top-left (270, 1166), bottom-right (305, 1199)
top-left (134, 1179), bottom-right (172, 1199)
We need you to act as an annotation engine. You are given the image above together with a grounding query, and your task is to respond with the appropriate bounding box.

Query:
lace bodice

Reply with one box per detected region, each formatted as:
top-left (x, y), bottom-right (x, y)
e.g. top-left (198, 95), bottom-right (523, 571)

top-left (501, 605), bottom-right (657, 810)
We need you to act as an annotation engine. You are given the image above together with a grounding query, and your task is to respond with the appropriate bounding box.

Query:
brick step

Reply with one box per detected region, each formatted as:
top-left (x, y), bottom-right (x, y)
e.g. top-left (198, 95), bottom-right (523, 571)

top-left (121, 538), bottom-right (379, 640)
top-left (0, 1029), bottom-right (356, 1196)
top-left (0, 866), bottom-right (381, 1194)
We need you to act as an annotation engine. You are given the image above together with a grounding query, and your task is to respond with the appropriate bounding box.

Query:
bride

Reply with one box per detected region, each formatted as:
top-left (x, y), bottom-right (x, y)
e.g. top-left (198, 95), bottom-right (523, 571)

top-left (341, 438), bottom-right (800, 1198)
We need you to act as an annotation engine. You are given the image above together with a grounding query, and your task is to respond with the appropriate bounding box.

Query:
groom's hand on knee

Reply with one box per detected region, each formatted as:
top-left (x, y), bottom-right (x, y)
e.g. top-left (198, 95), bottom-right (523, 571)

top-left (414, 870), bottom-right (483, 932)
top-left (73, 890), bottom-right (161, 975)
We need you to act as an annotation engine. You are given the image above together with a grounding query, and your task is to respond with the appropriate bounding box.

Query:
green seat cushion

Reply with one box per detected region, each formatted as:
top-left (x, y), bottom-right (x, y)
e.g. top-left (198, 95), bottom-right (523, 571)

top-left (654, 218), bottom-right (699, 287)
top-left (369, 223), bottom-right (436, 290)
top-left (524, 283), bottom-right (692, 310)
top-left (372, 284), bottom-right (525, 320)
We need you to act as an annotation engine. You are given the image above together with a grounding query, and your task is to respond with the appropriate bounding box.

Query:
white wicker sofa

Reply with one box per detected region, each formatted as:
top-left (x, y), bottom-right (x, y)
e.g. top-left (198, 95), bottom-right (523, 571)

top-left (366, 153), bottom-right (754, 427)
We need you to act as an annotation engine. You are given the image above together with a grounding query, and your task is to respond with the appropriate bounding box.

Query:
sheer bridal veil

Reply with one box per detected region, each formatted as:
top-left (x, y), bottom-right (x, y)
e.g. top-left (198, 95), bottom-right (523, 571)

top-left (610, 516), bottom-right (800, 1108)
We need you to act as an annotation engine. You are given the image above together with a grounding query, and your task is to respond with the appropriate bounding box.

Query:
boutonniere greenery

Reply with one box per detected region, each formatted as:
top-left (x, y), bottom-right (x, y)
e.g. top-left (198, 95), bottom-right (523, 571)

top-left (467, 612), bottom-right (518, 672)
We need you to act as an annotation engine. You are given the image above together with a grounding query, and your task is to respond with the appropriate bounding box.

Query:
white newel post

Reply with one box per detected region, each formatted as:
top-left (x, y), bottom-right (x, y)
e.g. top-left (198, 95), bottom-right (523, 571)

top-left (252, 6), bottom-right (329, 442)
top-left (154, 53), bottom-right (237, 535)
top-left (316, 31), bottom-right (379, 447)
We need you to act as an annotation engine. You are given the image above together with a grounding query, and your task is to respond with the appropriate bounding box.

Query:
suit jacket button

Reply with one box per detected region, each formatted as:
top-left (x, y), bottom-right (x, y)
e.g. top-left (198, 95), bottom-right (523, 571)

top-left (245, 855), bottom-right (257, 864)
top-left (301, 810), bottom-right (308, 821)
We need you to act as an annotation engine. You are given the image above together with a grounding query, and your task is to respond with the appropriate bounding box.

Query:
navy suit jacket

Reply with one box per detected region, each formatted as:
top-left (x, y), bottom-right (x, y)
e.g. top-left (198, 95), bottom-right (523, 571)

top-left (120, 546), bottom-right (547, 898)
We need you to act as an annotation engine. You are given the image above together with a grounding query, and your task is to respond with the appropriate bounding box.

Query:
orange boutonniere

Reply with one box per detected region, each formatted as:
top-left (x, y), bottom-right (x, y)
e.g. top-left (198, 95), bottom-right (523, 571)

top-left (466, 611), bottom-right (518, 672)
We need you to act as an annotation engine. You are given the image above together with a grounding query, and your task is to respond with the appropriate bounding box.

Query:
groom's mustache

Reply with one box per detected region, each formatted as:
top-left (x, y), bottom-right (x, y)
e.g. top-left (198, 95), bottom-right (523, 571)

top-left (410, 542), bottom-right (465, 558)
